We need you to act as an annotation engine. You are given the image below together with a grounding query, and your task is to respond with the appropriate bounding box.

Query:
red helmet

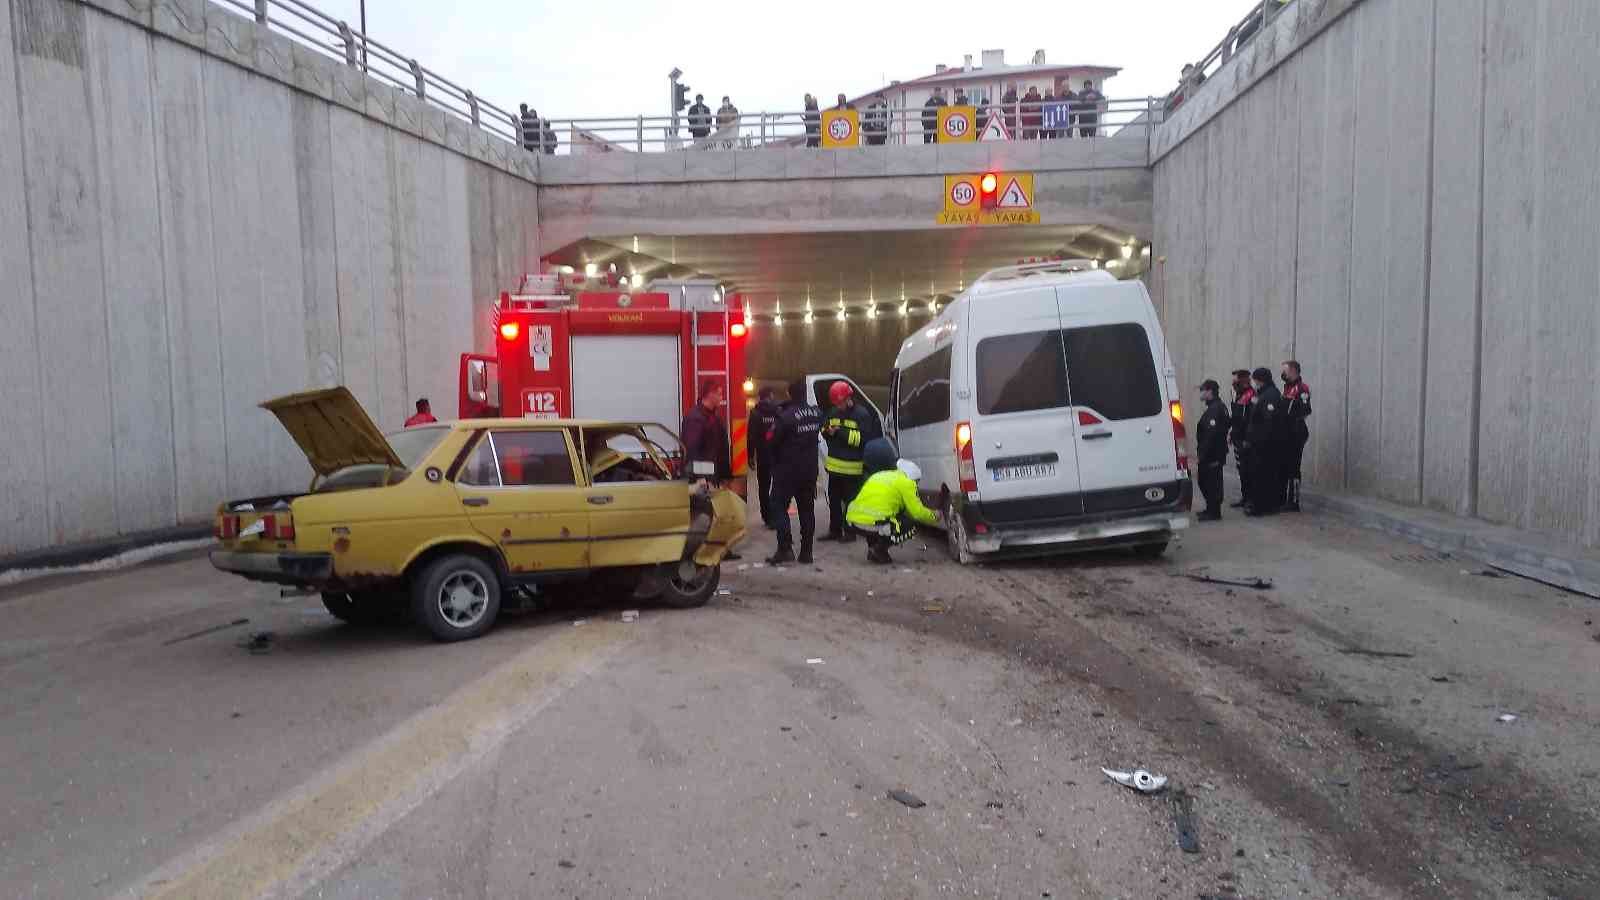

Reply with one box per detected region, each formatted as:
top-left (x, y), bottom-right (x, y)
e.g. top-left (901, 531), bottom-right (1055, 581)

top-left (828, 381), bottom-right (854, 406)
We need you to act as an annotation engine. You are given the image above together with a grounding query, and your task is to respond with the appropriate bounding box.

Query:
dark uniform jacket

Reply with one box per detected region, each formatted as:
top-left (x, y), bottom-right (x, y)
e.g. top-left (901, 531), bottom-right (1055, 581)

top-left (1196, 398), bottom-right (1230, 467)
top-left (746, 399), bottom-right (780, 467)
top-left (686, 102), bottom-right (712, 137)
top-left (769, 400), bottom-right (822, 479)
top-left (823, 403), bottom-right (881, 476)
top-left (1229, 386), bottom-right (1254, 448)
top-left (1245, 382), bottom-right (1284, 448)
top-left (1283, 378), bottom-right (1312, 439)
top-left (681, 403), bottom-right (730, 478)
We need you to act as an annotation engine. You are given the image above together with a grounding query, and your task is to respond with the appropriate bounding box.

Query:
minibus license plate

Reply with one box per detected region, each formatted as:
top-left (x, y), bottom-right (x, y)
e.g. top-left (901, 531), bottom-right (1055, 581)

top-left (993, 463), bottom-right (1056, 482)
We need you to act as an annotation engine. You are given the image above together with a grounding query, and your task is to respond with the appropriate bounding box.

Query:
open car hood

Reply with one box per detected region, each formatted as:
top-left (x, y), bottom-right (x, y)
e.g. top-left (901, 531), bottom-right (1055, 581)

top-left (259, 387), bottom-right (404, 477)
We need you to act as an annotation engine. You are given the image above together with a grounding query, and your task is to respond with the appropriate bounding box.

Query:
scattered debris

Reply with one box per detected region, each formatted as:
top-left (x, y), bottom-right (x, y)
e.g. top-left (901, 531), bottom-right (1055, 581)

top-left (557, 859), bottom-right (575, 870)
top-left (1339, 647), bottom-right (1415, 659)
top-left (779, 726), bottom-right (792, 732)
top-left (1474, 569), bottom-right (1506, 578)
top-left (1006, 718), bottom-right (1023, 727)
top-left (887, 789), bottom-right (926, 809)
top-left (164, 617), bottom-right (250, 646)
top-left (621, 610), bottom-right (639, 623)
top-left (736, 564), bottom-right (749, 571)
top-left (1430, 675), bottom-right (1451, 683)
top-left (752, 562), bottom-right (766, 569)
top-left (985, 800), bottom-right (1005, 809)
top-left (1102, 767), bottom-right (1168, 794)
top-left (1184, 573), bottom-right (1273, 590)
top-left (921, 603), bottom-right (947, 614)
top-left (236, 631), bottom-right (274, 655)
top-left (1169, 789), bottom-right (1200, 853)
top-left (1198, 781), bottom-right (1218, 791)
top-left (806, 658), bottom-right (824, 665)
top-left (866, 590), bottom-right (874, 598)
top-left (900, 568), bottom-right (914, 573)
top-left (572, 619), bottom-right (587, 627)
top-left (1497, 713), bottom-right (1518, 723)
top-left (717, 588), bottom-right (732, 595)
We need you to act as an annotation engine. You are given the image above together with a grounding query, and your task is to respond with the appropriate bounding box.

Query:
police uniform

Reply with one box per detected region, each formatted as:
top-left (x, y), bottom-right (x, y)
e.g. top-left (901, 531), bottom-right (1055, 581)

top-left (746, 396), bottom-right (781, 527)
top-left (1281, 375), bottom-right (1312, 511)
top-left (767, 384), bottom-right (823, 564)
top-left (1229, 371), bottom-right (1253, 507)
top-left (1244, 369), bottom-right (1284, 515)
top-left (1194, 381), bottom-right (1229, 519)
top-left (822, 398), bottom-right (881, 542)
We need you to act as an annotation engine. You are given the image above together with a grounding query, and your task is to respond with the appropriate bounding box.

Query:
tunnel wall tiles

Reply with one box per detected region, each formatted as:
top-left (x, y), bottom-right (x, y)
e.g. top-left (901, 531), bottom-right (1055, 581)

top-left (0, 0), bottom-right (536, 559)
top-left (1150, 0), bottom-right (1600, 548)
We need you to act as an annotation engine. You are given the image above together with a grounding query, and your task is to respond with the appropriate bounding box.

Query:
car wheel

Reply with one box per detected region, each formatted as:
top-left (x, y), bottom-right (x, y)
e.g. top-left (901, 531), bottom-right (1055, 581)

top-left (1132, 541), bottom-right (1169, 560)
top-left (412, 555), bottom-right (501, 642)
top-left (321, 591), bottom-right (386, 625)
top-left (944, 499), bottom-right (976, 565)
top-left (658, 558), bottom-right (720, 608)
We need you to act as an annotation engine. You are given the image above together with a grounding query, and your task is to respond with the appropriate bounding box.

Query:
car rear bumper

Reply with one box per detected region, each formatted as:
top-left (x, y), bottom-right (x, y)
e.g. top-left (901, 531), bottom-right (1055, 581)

top-left (965, 511), bottom-right (1188, 556)
top-left (209, 550), bottom-right (334, 586)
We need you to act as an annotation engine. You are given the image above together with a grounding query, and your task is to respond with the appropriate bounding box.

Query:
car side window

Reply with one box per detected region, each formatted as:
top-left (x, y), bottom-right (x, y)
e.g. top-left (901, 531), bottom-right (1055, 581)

top-left (457, 434), bottom-right (500, 486)
top-left (491, 430), bottom-right (578, 487)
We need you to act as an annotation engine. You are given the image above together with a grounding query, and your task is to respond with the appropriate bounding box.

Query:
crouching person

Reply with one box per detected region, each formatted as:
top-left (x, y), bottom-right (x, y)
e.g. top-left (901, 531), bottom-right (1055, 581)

top-left (846, 438), bottom-right (939, 565)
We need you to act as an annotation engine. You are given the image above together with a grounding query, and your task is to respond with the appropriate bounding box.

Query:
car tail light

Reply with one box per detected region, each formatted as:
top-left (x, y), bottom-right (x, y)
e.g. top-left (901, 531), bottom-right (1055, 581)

top-left (265, 515), bottom-right (295, 541)
top-left (219, 515), bottom-right (238, 539)
top-left (1170, 400), bottom-right (1189, 475)
top-left (956, 421), bottom-right (977, 494)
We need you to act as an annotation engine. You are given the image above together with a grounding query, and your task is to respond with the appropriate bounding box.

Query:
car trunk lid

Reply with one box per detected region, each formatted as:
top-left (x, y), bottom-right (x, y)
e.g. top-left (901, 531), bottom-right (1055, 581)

top-left (259, 387), bottom-right (404, 477)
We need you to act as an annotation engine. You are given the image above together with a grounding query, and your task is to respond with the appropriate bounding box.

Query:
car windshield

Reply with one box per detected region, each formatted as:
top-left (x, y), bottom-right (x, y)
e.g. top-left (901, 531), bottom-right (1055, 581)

top-left (384, 426), bottom-right (449, 469)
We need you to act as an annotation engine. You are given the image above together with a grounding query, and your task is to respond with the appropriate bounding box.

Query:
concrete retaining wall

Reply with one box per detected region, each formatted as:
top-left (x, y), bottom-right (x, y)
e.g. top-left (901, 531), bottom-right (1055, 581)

top-left (1151, 0), bottom-right (1600, 547)
top-left (0, 0), bottom-right (537, 557)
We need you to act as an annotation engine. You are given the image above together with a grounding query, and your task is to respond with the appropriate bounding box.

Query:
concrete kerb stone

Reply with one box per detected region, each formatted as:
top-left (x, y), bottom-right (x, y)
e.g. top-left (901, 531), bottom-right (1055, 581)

top-left (0, 524), bottom-right (213, 583)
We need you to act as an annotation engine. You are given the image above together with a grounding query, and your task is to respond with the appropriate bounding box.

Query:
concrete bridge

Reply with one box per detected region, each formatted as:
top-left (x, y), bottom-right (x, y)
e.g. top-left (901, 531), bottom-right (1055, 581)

top-left (3, 0), bottom-right (1598, 567)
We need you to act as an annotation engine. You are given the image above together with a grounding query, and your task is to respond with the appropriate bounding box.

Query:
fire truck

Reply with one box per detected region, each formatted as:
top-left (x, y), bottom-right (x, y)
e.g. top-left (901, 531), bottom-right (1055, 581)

top-left (458, 274), bottom-right (752, 490)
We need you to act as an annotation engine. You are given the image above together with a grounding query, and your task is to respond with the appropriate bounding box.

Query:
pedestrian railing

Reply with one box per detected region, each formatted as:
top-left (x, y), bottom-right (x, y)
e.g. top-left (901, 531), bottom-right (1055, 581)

top-left (1165, 0), bottom-right (1294, 112)
top-left (533, 99), bottom-right (1161, 156)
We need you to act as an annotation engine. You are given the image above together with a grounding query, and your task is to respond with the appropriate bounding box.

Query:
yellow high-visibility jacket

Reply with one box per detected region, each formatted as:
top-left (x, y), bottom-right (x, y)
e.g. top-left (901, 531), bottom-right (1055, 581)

top-left (846, 470), bottom-right (938, 529)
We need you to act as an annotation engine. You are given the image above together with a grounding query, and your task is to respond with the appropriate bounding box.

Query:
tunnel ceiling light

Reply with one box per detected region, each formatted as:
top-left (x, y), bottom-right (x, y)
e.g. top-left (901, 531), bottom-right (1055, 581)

top-left (1141, 245), bottom-right (1152, 257)
top-left (868, 306), bottom-right (878, 319)
top-left (899, 302), bottom-right (909, 317)
top-left (630, 273), bottom-right (643, 288)
top-left (1121, 243), bottom-right (1134, 259)
top-left (803, 311), bottom-right (814, 325)
top-left (836, 309), bottom-right (847, 321)
top-left (584, 262), bottom-right (597, 277)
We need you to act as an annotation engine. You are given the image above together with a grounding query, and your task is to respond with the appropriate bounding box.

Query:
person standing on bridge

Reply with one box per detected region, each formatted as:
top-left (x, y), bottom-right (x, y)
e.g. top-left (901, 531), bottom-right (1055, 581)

top-left (519, 104), bottom-right (539, 152)
top-left (821, 381), bottom-right (880, 543)
top-left (687, 94), bottom-right (712, 140)
top-left (1194, 380), bottom-right (1230, 521)
top-left (766, 379), bottom-right (823, 566)
top-left (1076, 80), bottom-right (1104, 138)
top-left (1020, 86), bottom-right (1043, 139)
top-left (921, 89), bottom-right (946, 144)
top-left (1229, 369), bottom-right (1254, 509)
top-left (863, 95), bottom-right (889, 145)
top-left (1001, 86), bottom-right (1019, 134)
top-left (541, 116), bottom-right (557, 155)
top-left (1280, 360), bottom-right (1312, 511)
top-left (803, 94), bottom-right (821, 147)
top-left (717, 96), bottom-right (740, 134)
top-left (747, 386), bottom-right (781, 528)
top-left (405, 398), bottom-right (437, 428)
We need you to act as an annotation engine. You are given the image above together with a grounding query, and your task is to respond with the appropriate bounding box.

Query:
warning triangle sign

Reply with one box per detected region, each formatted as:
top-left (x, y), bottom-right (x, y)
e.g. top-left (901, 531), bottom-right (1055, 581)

top-left (978, 114), bottom-right (1010, 142)
top-left (997, 177), bottom-right (1030, 208)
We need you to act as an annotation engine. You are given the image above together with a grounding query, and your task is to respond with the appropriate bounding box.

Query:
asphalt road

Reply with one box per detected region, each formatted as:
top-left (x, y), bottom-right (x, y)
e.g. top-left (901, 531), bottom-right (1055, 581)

top-left (2, 500), bottom-right (1597, 899)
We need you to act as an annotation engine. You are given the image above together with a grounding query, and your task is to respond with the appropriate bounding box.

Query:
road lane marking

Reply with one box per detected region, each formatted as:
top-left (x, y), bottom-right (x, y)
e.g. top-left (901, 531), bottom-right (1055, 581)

top-left (122, 620), bottom-right (633, 900)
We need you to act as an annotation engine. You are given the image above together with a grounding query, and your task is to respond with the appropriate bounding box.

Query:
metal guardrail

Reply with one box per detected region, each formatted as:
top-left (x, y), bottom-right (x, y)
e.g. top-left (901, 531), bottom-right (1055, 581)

top-left (1165, 0), bottom-right (1293, 112)
top-left (211, 0), bottom-right (522, 144)
top-left (530, 99), bottom-right (1160, 156)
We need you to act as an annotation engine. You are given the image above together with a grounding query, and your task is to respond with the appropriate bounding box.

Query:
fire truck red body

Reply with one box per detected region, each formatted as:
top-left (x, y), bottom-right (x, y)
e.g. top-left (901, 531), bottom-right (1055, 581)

top-left (458, 276), bottom-right (751, 487)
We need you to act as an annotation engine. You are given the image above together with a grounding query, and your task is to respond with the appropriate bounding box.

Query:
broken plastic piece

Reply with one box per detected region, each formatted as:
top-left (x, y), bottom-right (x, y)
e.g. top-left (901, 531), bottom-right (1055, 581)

top-left (1184, 573), bottom-right (1273, 590)
top-left (806, 658), bottom-right (824, 665)
top-left (1170, 789), bottom-right (1200, 853)
top-left (1103, 767), bottom-right (1169, 793)
top-left (621, 610), bottom-right (639, 623)
top-left (1497, 713), bottom-right (1518, 723)
top-left (887, 789), bottom-right (926, 808)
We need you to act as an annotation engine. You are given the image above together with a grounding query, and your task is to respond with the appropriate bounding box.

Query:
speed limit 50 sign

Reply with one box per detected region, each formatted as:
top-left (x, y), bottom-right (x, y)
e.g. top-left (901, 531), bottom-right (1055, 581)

top-left (937, 106), bottom-right (977, 143)
top-left (821, 109), bottom-right (859, 148)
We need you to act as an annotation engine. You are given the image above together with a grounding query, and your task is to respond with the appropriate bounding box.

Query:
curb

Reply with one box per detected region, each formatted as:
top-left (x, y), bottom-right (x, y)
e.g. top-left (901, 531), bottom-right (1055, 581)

top-left (0, 525), bottom-right (214, 581)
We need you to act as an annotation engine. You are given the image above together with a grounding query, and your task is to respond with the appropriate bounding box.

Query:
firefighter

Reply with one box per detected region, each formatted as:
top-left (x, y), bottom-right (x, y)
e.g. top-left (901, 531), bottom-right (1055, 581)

top-left (404, 398), bottom-right (437, 427)
top-left (846, 438), bottom-right (939, 564)
top-left (1280, 359), bottom-right (1312, 511)
top-left (746, 386), bottom-right (781, 528)
top-left (1244, 366), bottom-right (1284, 516)
top-left (766, 379), bottom-right (823, 565)
top-left (1228, 369), bottom-right (1253, 508)
top-left (822, 381), bottom-right (880, 543)
top-left (1194, 380), bottom-right (1229, 520)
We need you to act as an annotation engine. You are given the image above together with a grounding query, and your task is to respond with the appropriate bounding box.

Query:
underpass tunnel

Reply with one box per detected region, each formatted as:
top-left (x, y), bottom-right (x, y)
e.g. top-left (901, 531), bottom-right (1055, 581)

top-left (542, 225), bottom-right (1153, 404)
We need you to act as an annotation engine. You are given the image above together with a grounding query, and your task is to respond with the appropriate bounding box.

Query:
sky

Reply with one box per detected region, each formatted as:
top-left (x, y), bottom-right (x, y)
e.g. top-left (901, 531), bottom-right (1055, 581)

top-left (309, 0), bottom-right (1254, 121)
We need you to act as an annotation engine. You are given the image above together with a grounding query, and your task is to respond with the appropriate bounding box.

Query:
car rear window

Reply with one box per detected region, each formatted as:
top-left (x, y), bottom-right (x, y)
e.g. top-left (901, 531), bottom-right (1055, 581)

top-left (385, 426), bottom-right (448, 469)
top-left (1062, 323), bottom-right (1162, 420)
top-left (976, 330), bottom-right (1070, 416)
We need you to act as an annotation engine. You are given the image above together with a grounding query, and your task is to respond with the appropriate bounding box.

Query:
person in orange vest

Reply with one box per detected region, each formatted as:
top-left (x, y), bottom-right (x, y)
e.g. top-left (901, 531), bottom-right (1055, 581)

top-left (404, 398), bottom-right (437, 427)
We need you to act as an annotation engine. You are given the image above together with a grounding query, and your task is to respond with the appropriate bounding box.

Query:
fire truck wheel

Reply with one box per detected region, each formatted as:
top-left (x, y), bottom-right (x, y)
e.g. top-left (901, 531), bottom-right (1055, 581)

top-left (412, 554), bottom-right (502, 642)
top-left (658, 559), bottom-right (720, 609)
top-left (321, 591), bottom-right (386, 625)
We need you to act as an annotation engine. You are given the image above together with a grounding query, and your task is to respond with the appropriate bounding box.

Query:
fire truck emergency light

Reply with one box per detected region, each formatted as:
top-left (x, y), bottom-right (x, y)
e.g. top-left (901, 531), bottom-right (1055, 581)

top-left (729, 322), bottom-right (747, 339)
top-left (499, 321), bottom-right (520, 341)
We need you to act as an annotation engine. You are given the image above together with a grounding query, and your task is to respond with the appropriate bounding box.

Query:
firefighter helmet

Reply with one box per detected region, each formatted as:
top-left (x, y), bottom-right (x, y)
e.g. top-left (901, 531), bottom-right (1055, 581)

top-left (828, 381), bottom-right (854, 407)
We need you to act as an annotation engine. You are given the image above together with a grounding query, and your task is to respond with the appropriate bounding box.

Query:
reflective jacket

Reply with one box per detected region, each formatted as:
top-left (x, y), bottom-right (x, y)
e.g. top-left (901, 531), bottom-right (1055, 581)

top-left (823, 403), bottom-right (880, 476)
top-left (846, 469), bottom-right (938, 529)
top-left (404, 411), bottom-right (437, 428)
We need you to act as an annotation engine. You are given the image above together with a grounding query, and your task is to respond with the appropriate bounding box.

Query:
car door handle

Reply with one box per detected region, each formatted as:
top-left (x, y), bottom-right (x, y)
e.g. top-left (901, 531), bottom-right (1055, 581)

top-left (461, 497), bottom-right (490, 507)
top-left (587, 495), bottom-right (614, 505)
top-left (1081, 431), bottom-right (1114, 440)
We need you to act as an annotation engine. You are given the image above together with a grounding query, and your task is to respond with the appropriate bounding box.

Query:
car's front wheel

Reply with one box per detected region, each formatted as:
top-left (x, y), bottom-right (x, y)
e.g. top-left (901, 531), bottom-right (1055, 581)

top-left (412, 554), bottom-right (502, 642)
top-left (658, 559), bottom-right (720, 608)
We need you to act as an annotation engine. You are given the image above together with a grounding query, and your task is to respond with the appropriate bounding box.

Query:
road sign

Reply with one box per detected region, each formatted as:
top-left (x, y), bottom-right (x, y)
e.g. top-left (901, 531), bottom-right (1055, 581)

top-left (937, 106), bottom-right (976, 143)
top-left (978, 114), bottom-right (1011, 142)
top-left (938, 173), bottom-right (1040, 225)
top-left (822, 109), bottom-right (859, 148)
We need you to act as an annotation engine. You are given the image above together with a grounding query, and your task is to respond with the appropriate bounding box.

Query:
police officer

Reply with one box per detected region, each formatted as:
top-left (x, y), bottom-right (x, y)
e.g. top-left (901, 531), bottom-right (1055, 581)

top-left (1244, 366), bottom-right (1284, 515)
top-left (1280, 359), bottom-right (1312, 511)
top-left (1194, 380), bottom-right (1229, 520)
top-left (746, 386), bottom-right (781, 528)
top-left (766, 379), bottom-right (823, 565)
top-left (822, 381), bottom-right (881, 543)
top-left (1228, 369), bottom-right (1254, 508)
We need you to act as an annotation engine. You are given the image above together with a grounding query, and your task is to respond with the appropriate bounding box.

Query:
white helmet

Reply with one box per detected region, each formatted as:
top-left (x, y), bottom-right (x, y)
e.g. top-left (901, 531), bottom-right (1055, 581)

top-left (896, 459), bottom-right (922, 482)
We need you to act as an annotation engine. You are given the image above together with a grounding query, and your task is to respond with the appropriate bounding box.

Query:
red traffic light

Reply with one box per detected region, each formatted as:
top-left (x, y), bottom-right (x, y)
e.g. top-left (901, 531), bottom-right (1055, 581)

top-left (979, 172), bottom-right (997, 193)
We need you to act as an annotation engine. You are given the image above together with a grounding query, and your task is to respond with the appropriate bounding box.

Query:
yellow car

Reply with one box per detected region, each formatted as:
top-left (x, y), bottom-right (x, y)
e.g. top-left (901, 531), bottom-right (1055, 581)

top-left (209, 387), bottom-right (746, 642)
